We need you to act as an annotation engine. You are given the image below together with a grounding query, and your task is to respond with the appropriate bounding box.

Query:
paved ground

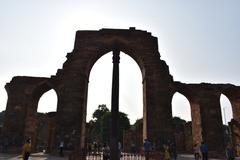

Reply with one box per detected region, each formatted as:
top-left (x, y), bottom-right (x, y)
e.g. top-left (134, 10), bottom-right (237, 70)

top-left (1, 152), bottom-right (240, 160)
top-left (0, 152), bottom-right (67, 160)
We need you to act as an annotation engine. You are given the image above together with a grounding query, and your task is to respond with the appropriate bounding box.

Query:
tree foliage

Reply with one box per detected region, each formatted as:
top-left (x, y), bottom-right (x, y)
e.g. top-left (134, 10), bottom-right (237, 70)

top-left (88, 104), bottom-right (130, 144)
top-left (92, 104), bottom-right (109, 121)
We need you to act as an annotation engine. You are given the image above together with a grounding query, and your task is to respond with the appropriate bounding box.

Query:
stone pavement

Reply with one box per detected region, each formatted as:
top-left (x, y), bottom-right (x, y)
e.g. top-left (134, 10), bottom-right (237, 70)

top-left (178, 154), bottom-right (240, 160)
top-left (0, 152), bottom-right (67, 160)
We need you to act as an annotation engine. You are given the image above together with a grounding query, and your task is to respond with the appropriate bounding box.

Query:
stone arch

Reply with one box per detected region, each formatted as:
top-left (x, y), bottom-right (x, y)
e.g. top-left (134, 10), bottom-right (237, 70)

top-left (88, 49), bottom-right (142, 78)
top-left (171, 92), bottom-right (191, 121)
top-left (2, 77), bottom-right (56, 147)
top-left (23, 80), bottom-right (59, 151)
top-left (31, 82), bottom-right (59, 112)
top-left (5, 28), bottom-right (240, 157)
top-left (70, 31), bottom-right (159, 80)
top-left (37, 89), bottom-right (58, 113)
top-left (86, 51), bottom-right (143, 124)
top-left (221, 85), bottom-right (240, 150)
top-left (221, 86), bottom-right (240, 121)
top-left (54, 28), bottom-right (174, 151)
top-left (171, 91), bottom-right (193, 152)
top-left (172, 82), bottom-right (203, 148)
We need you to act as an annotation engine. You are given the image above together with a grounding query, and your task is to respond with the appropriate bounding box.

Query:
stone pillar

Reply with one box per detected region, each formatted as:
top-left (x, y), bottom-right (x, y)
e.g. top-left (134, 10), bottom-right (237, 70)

top-left (228, 94), bottom-right (240, 155)
top-left (110, 48), bottom-right (120, 160)
top-left (23, 98), bottom-right (39, 152)
top-left (55, 74), bottom-right (89, 157)
top-left (199, 91), bottom-right (224, 156)
top-left (230, 97), bottom-right (240, 123)
top-left (143, 60), bottom-right (173, 151)
top-left (3, 83), bottom-right (28, 146)
top-left (3, 77), bottom-right (40, 147)
top-left (47, 114), bottom-right (56, 153)
top-left (190, 101), bottom-right (202, 146)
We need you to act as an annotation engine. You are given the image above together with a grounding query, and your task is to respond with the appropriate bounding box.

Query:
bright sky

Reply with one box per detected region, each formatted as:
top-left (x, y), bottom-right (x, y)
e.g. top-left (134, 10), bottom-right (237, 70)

top-left (0, 0), bottom-right (239, 124)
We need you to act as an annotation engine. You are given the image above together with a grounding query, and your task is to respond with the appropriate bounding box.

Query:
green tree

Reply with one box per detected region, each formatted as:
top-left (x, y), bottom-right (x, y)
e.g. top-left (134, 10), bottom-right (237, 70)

top-left (88, 105), bottom-right (130, 144)
top-left (92, 104), bottom-right (109, 121)
top-left (100, 111), bottom-right (130, 143)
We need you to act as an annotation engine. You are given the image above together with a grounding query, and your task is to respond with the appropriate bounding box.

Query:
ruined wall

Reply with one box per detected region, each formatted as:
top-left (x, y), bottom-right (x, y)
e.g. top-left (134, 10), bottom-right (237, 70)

top-left (3, 77), bottom-right (53, 148)
top-left (173, 82), bottom-right (240, 156)
top-left (2, 28), bottom-right (240, 158)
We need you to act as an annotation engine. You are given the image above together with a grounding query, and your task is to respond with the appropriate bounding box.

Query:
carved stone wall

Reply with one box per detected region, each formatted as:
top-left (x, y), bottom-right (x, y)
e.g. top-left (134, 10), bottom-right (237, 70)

top-left (2, 28), bottom-right (240, 158)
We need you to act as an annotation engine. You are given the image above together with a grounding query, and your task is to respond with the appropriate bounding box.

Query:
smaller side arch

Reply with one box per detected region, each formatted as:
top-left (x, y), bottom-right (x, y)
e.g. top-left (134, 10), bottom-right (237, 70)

top-left (173, 82), bottom-right (203, 148)
top-left (2, 76), bottom-right (53, 149)
top-left (171, 91), bottom-right (192, 152)
top-left (24, 80), bottom-right (59, 152)
top-left (221, 85), bottom-right (240, 155)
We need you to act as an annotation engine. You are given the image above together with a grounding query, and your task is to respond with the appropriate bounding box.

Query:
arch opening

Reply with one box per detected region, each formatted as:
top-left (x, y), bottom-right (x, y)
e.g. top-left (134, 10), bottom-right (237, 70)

top-left (33, 89), bottom-right (58, 152)
top-left (86, 51), bottom-right (143, 153)
top-left (220, 94), bottom-right (233, 146)
top-left (220, 94), bottom-right (233, 125)
top-left (171, 92), bottom-right (192, 153)
top-left (87, 51), bottom-right (143, 124)
top-left (172, 92), bottom-right (191, 121)
top-left (37, 89), bottom-right (58, 113)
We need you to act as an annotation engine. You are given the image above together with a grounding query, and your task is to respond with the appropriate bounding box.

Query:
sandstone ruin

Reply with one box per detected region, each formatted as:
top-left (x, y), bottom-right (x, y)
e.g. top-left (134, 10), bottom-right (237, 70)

top-left (2, 28), bottom-right (240, 158)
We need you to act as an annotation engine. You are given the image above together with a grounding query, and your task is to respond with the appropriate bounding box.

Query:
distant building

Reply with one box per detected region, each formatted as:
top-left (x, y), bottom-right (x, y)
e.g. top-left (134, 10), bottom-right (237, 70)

top-left (123, 119), bottom-right (143, 153)
top-left (172, 117), bottom-right (193, 153)
top-left (123, 117), bottom-right (193, 153)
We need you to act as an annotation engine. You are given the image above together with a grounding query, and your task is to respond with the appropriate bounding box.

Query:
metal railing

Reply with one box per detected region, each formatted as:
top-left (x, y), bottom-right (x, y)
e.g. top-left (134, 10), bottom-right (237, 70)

top-left (85, 152), bottom-right (145, 160)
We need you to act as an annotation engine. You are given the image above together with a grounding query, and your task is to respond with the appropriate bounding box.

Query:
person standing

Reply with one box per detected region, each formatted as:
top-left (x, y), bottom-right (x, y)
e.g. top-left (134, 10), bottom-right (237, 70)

top-left (131, 143), bottom-right (137, 155)
top-left (59, 140), bottom-right (64, 157)
top-left (163, 144), bottom-right (171, 160)
top-left (118, 141), bottom-right (122, 158)
top-left (200, 141), bottom-right (208, 160)
top-left (102, 143), bottom-right (110, 160)
top-left (143, 138), bottom-right (151, 160)
top-left (193, 143), bottom-right (200, 160)
top-left (22, 138), bottom-right (31, 160)
top-left (171, 141), bottom-right (177, 160)
top-left (226, 144), bottom-right (235, 160)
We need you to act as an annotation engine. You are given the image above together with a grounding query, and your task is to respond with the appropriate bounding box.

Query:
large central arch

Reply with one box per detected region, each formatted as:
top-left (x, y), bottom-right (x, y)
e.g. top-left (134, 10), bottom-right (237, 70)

top-left (54, 28), bottom-right (174, 151)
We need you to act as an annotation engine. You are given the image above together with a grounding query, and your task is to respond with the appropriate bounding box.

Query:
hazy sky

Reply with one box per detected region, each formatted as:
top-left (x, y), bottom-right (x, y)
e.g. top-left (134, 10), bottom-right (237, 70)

top-left (0, 0), bottom-right (239, 124)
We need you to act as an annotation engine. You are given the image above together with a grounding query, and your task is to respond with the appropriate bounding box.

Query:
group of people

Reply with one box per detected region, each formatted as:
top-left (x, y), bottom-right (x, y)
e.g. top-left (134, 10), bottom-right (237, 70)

top-left (225, 143), bottom-right (236, 160)
top-left (143, 138), bottom-right (177, 160)
top-left (194, 141), bottom-right (236, 160)
top-left (102, 143), bottom-right (110, 160)
top-left (20, 137), bottom-right (238, 160)
top-left (144, 139), bottom-right (237, 160)
top-left (21, 138), bottom-right (64, 160)
top-left (193, 142), bottom-right (208, 160)
top-left (87, 141), bottom-right (122, 160)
